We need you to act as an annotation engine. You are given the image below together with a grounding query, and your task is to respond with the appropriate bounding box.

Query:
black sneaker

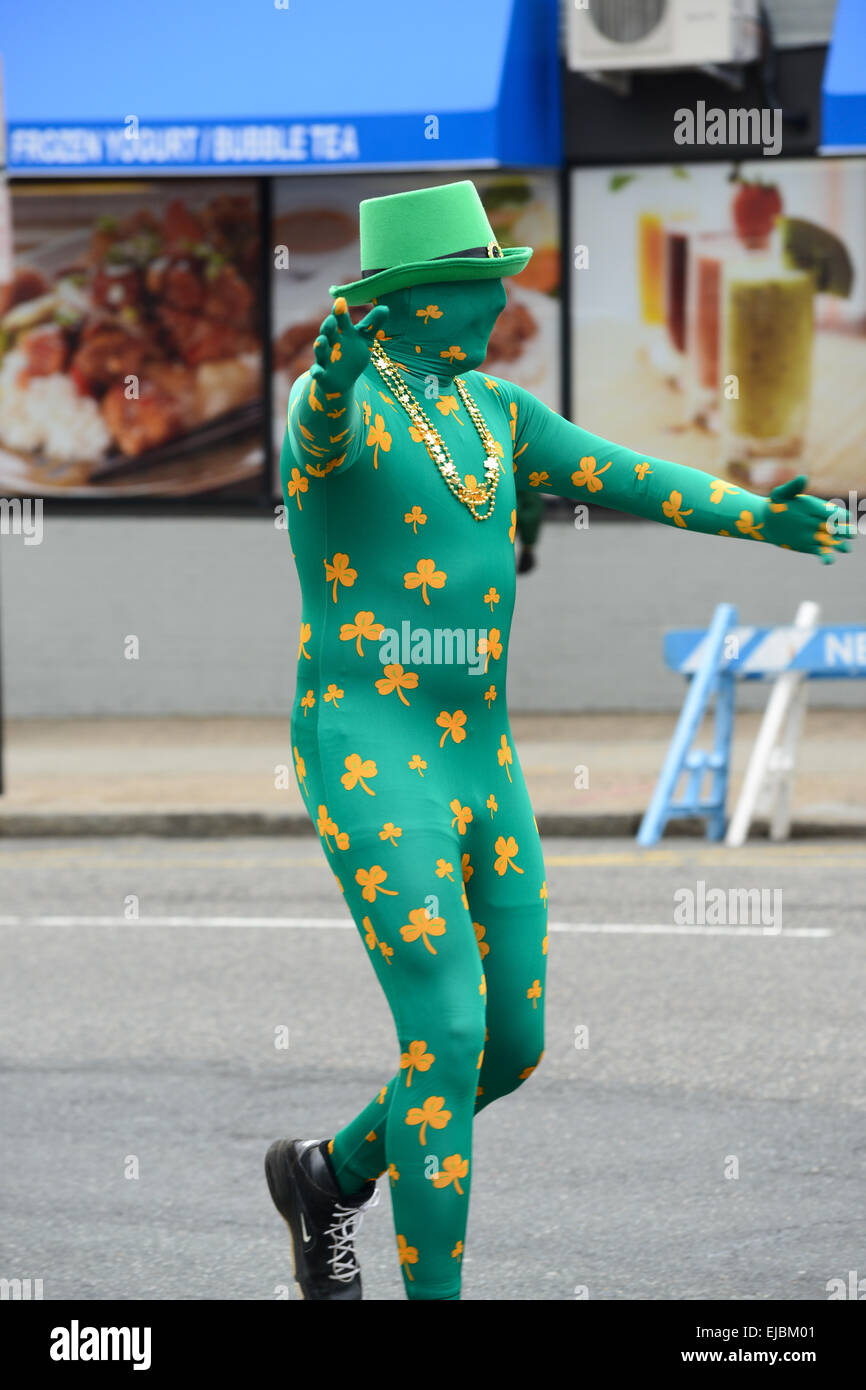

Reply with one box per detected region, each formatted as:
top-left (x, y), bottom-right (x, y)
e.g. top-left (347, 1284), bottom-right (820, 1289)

top-left (265, 1138), bottom-right (379, 1300)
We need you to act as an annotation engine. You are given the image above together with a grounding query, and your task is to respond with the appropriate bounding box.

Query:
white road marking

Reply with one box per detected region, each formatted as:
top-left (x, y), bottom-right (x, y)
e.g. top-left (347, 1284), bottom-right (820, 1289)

top-left (0, 915), bottom-right (831, 938)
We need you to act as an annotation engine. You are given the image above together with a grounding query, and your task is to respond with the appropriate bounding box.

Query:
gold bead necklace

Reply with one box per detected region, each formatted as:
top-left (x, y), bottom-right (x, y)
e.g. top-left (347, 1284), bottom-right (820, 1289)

top-left (370, 339), bottom-right (500, 521)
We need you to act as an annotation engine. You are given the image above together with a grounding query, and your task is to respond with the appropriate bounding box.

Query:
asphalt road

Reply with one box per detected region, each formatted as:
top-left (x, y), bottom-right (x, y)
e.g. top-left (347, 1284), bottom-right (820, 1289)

top-left (1, 836), bottom-right (864, 1302)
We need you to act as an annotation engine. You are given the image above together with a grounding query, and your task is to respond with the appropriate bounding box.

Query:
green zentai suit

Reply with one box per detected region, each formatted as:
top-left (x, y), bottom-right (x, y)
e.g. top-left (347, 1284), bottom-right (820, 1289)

top-left (280, 278), bottom-right (847, 1300)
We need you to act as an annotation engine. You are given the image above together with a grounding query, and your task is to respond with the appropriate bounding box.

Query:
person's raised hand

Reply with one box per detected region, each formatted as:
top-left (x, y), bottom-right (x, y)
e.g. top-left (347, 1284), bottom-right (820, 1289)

top-left (309, 297), bottom-right (390, 396)
top-left (761, 475), bottom-right (857, 564)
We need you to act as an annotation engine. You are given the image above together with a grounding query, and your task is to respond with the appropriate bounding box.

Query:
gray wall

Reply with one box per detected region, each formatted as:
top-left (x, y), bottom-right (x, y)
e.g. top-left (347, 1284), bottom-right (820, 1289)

top-left (2, 513), bottom-right (863, 717)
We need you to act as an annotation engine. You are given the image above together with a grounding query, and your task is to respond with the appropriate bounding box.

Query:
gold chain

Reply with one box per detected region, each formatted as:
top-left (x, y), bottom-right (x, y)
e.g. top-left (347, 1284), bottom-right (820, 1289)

top-left (369, 339), bottom-right (500, 521)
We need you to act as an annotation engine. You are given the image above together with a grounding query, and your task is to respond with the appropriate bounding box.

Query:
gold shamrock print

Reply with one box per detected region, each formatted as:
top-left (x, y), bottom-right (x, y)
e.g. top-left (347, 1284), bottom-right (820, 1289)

top-left (437, 710), bottom-right (467, 746)
top-left (484, 587), bottom-right (499, 612)
top-left (478, 628), bottom-right (502, 673)
top-left (404, 558), bottom-right (447, 605)
top-left (709, 478), bottom-right (741, 504)
top-left (461, 852), bottom-right (473, 883)
top-left (416, 304), bottom-right (443, 323)
top-left (293, 746), bottom-right (307, 792)
top-left (509, 509), bottom-right (517, 543)
top-left (379, 822), bottom-right (402, 846)
top-left (634, 461), bottom-right (653, 481)
top-left (286, 467), bottom-right (309, 510)
top-left (404, 505), bottom-right (427, 533)
top-left (408, 754), bottom-right (427, 776)
top-left (498, 734), bottom-right (513, 782)
top-left (435, 395), bottom-right (463, 424)
top-left (316, 804), bottom-right (349, 852)
top-left (440, 346), bottom-right (467, 363)
top-left (366, 413), bottom-right (392, 469)
top-left (571, 456), bottom-right (612, 492)
top-left (355, 865), bottom-right (399, 901)
top-left (341, 753), bottom-right (378, 795)
top-left (450, 799), bottom-right (472, 833)
top-left (405, 1095), bottom-right (451, 1145)
top-left (376, 663), bottom-right (419, 705)
top-left (432, 1154), bottom-right (469, 1193)
top-left (362, 916), bottom-right (377, 949)
top-left (486, 794), bottom-right (497, 817)
top-left (484, 686), bottom-right (497, 709)
top-left (340, 611), bottom-right (384, 657)
top-left (528, 471), bottom-right (549, 488)
top-left (519, 1050), bottom-right (545, 1080)
top-left (298, 622), bottom-right (312, 659)
top-left (305, 453), bottom-right (343, 478)
top-left (397, 1234), bottom-right (418, 1280)
top-left (474, 921), bottom-right (489, 959)
top-left (323, 683), bottom-right (343, 708)
top-left (662, 491), bottom-right (693, 528)
top-left (435, 860), bottom-right (455, 880)
top-left (300, 690), bottom-right (315, 716)
top-left (736, 510), bottom-right (764, 540)
top-left (400, 907), bottom-right (447, 954)
top-left (494, 834), bottom-right (524, 875)
top-left (401, 1040), bottom-right (435, 1086)
top-left (527, 979), bottom-right (543, 1008)
top-left (324, 552), bottom-right (357, 602)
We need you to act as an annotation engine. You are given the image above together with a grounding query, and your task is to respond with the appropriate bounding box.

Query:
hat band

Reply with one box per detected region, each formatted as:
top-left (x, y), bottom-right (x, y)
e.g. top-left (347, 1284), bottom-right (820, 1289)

top-left (361, 239), bottom-right (504, 278)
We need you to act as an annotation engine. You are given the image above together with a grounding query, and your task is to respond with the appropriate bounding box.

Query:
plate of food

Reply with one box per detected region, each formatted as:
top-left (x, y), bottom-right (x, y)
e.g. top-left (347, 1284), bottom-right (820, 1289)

top-left (0, 189), bottom-right (264, 497)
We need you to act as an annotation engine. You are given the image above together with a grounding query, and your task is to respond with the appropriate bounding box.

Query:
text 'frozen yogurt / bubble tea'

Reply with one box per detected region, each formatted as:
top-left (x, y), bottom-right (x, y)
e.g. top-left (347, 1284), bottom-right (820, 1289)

top-left (721, 253), bottom-right (815, 487)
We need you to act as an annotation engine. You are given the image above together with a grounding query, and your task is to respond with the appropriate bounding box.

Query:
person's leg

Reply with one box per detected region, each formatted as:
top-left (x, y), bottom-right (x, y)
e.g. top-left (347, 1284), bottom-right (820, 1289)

top-left (464, 772), bottom-right (548, 1112)
top-left (328, 828), bottom-right (487, 1300)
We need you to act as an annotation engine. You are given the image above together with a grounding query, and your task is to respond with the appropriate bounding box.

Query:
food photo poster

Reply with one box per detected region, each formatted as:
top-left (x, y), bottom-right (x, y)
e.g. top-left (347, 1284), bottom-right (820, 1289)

top-left (571, 158), bottom-right (866, 499)
top-left (0, 179), bottom-right (264, 499)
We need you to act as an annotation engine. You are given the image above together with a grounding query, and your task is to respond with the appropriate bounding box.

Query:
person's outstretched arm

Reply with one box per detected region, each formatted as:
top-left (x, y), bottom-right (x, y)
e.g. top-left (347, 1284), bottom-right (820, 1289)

top-left (494, 378), bottom-right (854, 562)
top-left (285, 297), bottom-right (389, 478)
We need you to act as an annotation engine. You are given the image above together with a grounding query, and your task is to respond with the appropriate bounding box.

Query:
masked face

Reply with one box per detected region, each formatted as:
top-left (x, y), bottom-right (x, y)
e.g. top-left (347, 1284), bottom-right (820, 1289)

top-left (373, 278), bottom-right (507, 381)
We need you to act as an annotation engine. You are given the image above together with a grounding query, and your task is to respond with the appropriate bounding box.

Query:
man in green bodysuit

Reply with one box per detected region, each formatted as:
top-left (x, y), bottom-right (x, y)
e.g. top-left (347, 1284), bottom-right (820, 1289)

top-left (265, 181), bottom-right (854, 1301)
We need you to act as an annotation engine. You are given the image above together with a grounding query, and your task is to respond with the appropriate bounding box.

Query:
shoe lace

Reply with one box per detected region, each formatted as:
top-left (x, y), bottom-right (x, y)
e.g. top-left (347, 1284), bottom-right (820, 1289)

top-left (324, 1187), bottom-right (381, 1283)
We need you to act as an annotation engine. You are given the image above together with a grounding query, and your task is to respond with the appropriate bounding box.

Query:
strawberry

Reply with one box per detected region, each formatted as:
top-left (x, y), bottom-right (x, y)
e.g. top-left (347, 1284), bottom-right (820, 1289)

top-left (731, 176), bottom-right (783, 249)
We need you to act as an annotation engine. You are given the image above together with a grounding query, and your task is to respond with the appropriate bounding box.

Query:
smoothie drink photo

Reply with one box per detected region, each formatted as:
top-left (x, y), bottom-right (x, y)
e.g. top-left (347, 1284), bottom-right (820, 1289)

top-left (720, 251), bottom-right (815, 486)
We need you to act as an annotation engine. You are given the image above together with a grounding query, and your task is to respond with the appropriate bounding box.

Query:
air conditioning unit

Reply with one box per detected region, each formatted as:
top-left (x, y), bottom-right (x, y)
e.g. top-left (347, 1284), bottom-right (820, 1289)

top-left (565, 0), bottom-right (762, 71)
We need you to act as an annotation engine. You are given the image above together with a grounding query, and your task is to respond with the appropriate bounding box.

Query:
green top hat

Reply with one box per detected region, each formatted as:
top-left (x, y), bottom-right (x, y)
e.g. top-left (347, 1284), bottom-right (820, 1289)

top-left (329, 180), bottom-right (533, 306)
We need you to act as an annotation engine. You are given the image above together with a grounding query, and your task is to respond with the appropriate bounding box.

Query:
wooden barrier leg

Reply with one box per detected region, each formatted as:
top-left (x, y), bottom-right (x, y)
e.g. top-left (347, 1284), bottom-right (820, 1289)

top-left (725, 601), bottom-right (820, 848)
top-left (768, 684), bottom-right (808, 841)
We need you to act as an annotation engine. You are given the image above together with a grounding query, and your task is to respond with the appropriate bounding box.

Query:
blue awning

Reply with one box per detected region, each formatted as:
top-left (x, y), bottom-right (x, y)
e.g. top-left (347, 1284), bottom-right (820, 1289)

top-left (3, 0), bottom-right (561, 175)
top-left (821, 0), bottom-right (866, 154)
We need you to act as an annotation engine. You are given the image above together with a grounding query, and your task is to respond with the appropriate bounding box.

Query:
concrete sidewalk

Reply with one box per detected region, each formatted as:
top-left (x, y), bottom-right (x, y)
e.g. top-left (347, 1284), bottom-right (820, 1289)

top-left (0, 710), bottom-right (864, 838)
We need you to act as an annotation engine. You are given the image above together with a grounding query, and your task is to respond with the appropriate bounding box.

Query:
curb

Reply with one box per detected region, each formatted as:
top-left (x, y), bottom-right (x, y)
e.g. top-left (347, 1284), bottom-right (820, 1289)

top-left (0, 809), bottom-right (864, 840)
